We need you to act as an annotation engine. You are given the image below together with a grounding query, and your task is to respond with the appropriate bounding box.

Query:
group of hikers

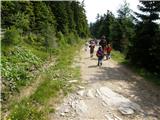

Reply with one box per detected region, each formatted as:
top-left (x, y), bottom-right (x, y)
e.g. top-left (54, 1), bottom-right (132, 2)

top-left (85, 35), bottom-right (112, 66)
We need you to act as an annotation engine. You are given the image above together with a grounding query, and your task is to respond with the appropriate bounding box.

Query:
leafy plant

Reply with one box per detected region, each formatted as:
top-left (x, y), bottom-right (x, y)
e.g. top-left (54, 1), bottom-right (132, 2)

top-left (2, 27), bottom-right (21, 46)
top-left (1, 46), bottom-right (42, 102)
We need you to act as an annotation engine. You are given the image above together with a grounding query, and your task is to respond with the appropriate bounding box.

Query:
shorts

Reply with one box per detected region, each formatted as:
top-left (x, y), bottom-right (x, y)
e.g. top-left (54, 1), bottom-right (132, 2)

top-left (106, 53), bottom-right (111, 59)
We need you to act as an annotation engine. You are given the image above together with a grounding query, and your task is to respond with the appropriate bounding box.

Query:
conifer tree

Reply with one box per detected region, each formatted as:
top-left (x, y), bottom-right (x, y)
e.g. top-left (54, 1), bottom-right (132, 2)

top-left (128, 1), bottom-right (160, 73)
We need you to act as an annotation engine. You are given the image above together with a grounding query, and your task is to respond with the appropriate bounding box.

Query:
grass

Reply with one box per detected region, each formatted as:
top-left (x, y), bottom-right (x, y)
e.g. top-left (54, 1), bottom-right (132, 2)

top-left (111, 50), bottom-right (127, 64)
top-left (130, 66), bottom-right (160, 85)
top-left (6, 41), bottom-right (83, 120)
top-left (111, 49), bottom-right (160, 85)
top-left (22, 43), bottom-right (50, 61)
top-left (1, 46), bottom-right (43, 105)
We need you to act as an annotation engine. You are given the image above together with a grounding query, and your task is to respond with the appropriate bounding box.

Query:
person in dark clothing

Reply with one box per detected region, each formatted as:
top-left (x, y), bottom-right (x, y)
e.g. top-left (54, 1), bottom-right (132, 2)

top-left (99, 35), bottom-right (107, 50)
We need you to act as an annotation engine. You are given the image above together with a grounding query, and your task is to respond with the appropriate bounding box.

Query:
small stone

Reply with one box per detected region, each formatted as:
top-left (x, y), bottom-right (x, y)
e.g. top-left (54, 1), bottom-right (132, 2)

top-left (78, 85), bottom-right (85, 89)
top-left (130, 95), bottom-right (135, 98)
top-left (77, 90), bottom-right (85, 96)
top-left (113, 114), bottom-right (122, 120)
top-left (96, 89), bottom-right (102, 96)
top-left (64, 108), bottom-right (70, 113)
top-left (95, 94), bottom-right (99, 97)
top-left (60, 112), bottom-right (65, 116)
top-left (118, 106), bottom-right (134, 115)
top-left (75, 100), bottom-right (88, 114)
top-left (86, 89), bottom-right (94, 98)
top-left (104, 115), bottom-right (113, 120)
top-left (102, 102), bottom-right (107, 107)
top-left (68, 80), bottom-right (78, 83)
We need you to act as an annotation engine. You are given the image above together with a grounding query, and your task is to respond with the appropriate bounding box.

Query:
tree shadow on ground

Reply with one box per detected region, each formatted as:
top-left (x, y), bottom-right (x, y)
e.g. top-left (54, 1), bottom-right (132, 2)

top-left (88, 65), bottom-right (98, 68)
top-left (88, 63), bottom-right (160, 119)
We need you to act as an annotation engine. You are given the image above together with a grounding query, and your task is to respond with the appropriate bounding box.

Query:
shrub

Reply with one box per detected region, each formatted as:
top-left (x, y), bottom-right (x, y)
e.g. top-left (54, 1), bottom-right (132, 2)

top-left (2, 27), bottom-right (21, 46)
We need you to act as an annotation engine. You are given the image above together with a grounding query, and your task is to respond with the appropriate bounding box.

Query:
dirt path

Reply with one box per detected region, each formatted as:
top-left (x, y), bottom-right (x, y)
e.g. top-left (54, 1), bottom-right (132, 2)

top-left (52, 46), bottom-right (160, 120)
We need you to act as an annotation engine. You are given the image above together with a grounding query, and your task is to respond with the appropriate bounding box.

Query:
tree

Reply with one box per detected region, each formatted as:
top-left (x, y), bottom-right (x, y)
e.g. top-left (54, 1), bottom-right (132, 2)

top-left (48, 1), bottom-right (69, 34)
top-left (65, 2), bottom-right (76, 33)
top-left (90, 11), bottom-right (115, 39)
top-left (71, 1), bottom-right (89, 38)
top-left (128, 1), bottom-right (160, 74)
top-left (116, 0), bottom-right (135, 53)
top-left (1, 1), bottom-right (33, 33)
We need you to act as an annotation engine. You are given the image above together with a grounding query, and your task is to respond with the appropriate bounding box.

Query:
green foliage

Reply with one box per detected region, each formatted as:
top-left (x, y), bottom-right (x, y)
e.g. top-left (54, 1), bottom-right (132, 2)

top-left (23, 33), bottom-right (37, 45)
top-left (66, 32), bottom-right (79, 45)
top-left (90, 11), bottom-right (114, 39)
top-left (90, 1), bottom-right (134, 53)
top-left (7, 42), bottom-right (82, 120)
top-left (56, 32), bottom-right (67, 47)
top-left (1, 46), bottom-right (42, 102)
top-left (2, 1), bottom-right (33, 32)
top-left (2, 1), bottom-right (89, 49)
top-left (9, 100), bottom-right (45, 120)
top-left (127, 1), bottom-right (160, 74)
top-left (12, 12), bottom-right (30, 31)
top-left (71, 1), bottom-right (90, 37)
top-left (1, 1), bottom-right (89, 119)
top-left (111, 50), bottom-right (127, 64)
top-left (2, 27), bottom-right (21, 46)
top-left (117, 0), bottom-right (130, 18)
top-left (111, 49), bottom-right (160, 85)
top-left (49, 2), bottom-right (69, 34)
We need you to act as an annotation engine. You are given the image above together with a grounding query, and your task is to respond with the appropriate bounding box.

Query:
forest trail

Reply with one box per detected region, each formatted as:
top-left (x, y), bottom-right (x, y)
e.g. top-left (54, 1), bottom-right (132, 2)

top-left (51, 46), bottom-right (160, 120)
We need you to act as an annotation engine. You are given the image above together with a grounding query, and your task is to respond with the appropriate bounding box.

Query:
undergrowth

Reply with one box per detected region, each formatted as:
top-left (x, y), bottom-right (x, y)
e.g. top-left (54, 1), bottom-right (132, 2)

top-left (6, 41), bottom-right (83, 120)
top-left (111, 50), bottom-right (160, 85)
top-left (1, 46), bottom-right (43, 103)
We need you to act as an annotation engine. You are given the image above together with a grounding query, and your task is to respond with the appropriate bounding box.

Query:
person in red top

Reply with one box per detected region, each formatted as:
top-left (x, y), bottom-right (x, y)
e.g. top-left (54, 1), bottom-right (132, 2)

top-left (104, 43), bottom-right (112, 60)
top-left (103, 44), bottom-right (108, 59)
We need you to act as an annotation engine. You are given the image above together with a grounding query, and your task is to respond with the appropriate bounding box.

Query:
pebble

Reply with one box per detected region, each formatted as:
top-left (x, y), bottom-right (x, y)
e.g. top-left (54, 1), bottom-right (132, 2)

top-left (78, 85), bottom-right (85, 89)
top-left (104, 115), bottom-right (113, 120)
top-left (60, 112), bottom-right (65, 116)
top-left (77, 90), bottom-right (85, 96)
top-left (64, 108), bottom-right (70, 113)
top-left (86, 89), bottom-right (94, 98)
top-left (68, 80), bottom-right (78, 83)
top-left (102, 102), bottom-right (107, 107)
top-left (118, 106), bottom-right (134, 115)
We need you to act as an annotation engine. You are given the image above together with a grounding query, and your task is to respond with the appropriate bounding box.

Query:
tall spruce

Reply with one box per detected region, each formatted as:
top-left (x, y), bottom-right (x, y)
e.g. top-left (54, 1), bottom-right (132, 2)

top-left (116, 0), bottom-right (135, 53)
top-left (128, 1), bottom-right (160, 74)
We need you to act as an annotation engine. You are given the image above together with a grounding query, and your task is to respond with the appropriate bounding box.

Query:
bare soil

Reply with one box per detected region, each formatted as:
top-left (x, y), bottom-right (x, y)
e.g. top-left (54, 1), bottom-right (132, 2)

top-left (51, 46), bottom-right (160, 120)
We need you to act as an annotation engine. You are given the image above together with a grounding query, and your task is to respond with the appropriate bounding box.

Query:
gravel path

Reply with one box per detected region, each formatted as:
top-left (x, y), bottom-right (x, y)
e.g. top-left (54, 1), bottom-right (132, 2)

top-left (51, 46), bottom-right (160, 120)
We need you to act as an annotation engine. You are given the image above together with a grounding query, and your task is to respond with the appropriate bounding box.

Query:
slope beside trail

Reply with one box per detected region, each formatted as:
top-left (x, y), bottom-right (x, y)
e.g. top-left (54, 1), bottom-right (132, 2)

top-left (2, 58), bottom-right (56, 120)
top-left (51, 46), bottom-right (160, 120)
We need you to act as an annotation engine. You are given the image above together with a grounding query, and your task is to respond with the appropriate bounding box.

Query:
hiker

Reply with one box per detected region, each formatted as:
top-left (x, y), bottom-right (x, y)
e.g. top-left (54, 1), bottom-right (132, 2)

top-left (99, 35), bottom-right (107, 50)
top-left (96, 46), bottom-right (104, 66)
top-left (89, 40), bottom-right (95, 57)
top-left (94, 39), bottom-right (98, 46)
top-left (103, 44), bottom-right (108, 60)
top-left (106, 43), bottom-right (112, 60)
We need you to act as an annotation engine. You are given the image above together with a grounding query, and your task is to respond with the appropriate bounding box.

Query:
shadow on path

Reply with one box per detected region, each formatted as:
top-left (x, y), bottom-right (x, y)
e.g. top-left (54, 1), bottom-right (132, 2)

top-left (87, 62), bottom-right (160, 118)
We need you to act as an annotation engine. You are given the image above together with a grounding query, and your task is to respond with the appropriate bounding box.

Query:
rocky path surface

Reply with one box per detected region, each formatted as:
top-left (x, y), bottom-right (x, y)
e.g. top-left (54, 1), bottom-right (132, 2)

top-left (51, 46), bottom-right (160, 120)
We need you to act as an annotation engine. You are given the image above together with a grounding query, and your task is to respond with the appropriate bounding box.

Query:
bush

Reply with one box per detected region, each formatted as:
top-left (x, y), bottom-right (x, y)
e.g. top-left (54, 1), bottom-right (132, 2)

top-left (56, 32), bottom-right (66, 46)
top-left (2, 27), bottom-right (21, 46)
top-left (23, 33), bottom-right (37, 45)
top-left (66, 32), bottom-right (76, 45)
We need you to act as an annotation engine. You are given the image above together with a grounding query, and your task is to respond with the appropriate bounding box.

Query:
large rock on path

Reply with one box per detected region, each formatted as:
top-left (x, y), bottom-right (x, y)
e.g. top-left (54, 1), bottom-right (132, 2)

top-left (97, 87), bottom-right (142, 115)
